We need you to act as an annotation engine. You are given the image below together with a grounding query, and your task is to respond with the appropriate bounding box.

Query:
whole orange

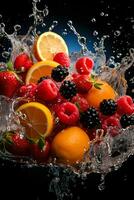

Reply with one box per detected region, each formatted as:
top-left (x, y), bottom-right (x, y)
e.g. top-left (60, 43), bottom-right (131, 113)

top-left (51, 126), bottom-right (90, 164)
top-left (85, 80), bottom-right (117, 108)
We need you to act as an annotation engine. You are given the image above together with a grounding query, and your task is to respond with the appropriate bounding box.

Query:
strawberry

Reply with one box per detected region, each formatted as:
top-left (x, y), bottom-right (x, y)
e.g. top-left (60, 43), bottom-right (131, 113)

top-left (53, 52), bottom-right (70, 68)
top-left (14, 53), bottom-right (33, 72)
top-left (73, 74), bottom-right (92, 93)
top-left (18, 83), bottom-right (37, 99)
top-left (5, 132), bottom-right (30, 156)
top-left (71, 93), bottom-right (89, 112)
top-left (0, 71), bottom-right (20, 98)
top-left (31, 138), bottom-right (50, 162)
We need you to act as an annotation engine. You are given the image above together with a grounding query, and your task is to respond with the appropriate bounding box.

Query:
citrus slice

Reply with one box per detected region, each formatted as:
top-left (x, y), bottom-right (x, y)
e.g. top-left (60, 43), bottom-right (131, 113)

top-left (17, 102), bottom-right (53, 141)
top-left (25, 60), bottom-right (59, 84)
top-left (34, 31), bottom-right (69, 61)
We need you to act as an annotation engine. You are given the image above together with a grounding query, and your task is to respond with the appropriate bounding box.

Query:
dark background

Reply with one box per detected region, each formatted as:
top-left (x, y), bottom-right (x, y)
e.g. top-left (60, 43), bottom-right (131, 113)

top-left (0, 0), bottom-right (134, 199)
top-left (0, 0), bottom-right (134, 54)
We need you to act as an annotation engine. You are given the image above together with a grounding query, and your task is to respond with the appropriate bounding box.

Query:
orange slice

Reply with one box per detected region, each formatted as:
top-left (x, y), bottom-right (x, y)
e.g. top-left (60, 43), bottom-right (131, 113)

top-left (25, 60), bottom-right (59, 84)
top-left (17, 102), bottom-right (53, 141)
top-left (34, 31), bottom-right (69, 61)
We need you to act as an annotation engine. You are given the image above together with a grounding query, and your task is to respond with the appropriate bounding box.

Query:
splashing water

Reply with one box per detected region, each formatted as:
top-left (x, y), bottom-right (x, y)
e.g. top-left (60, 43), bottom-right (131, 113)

top-left (0, 0), bottom-right (134, 198)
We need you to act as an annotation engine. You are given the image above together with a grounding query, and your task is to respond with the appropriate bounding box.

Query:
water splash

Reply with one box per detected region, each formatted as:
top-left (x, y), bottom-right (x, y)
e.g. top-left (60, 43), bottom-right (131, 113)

top-left (29, 0), bottom-right (49, 35)
top-left (67, 20), bottom-right (88, 54)
top-left (0, 0), bottom-right (134, 199)
top-left (49, 21), bottom-right (58, 31)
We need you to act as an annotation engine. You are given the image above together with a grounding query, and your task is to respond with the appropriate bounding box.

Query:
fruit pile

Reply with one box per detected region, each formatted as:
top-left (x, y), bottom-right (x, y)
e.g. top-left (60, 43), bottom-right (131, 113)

top-left (0, 32), bottom-right (134, 165)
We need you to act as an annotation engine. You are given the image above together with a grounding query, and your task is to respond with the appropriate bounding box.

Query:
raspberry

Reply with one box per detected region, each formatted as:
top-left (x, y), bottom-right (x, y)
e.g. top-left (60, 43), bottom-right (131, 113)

top-left (36, 79), bottom-right (58, 101)
top-left (73, 74), bottom-right (92, 93)
top-left (53, 52), bottom-right (70, 68)
top-left (60, 80), bottom-right (77, 99)
top-left (51, 65), bottom-right (69, 82)
top-left (57, 102), bottom-right (79, 125)
top-left (75, 57), bottom-right (94, 75)
top-left (18, 83), bottom-right (37, 98)
top-left (80, 107), bottom-right (101, 130)
top-left (120, 114), bottom-right (134, 128)
top-left (117, 95), bottom-right (134, 115)
top-left (100, 99), bottom-right (117, 115)
top-left (102, 116), bottom-right (120, 133)
top-left (71, 94), bottom-right (89, 112)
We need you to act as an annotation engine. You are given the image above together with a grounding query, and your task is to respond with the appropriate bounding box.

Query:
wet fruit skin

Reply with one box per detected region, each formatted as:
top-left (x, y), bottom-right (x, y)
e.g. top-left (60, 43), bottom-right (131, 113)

top-left (57, 102), bottom-right (79, 125)
top-left (36, 79), bottom-right (58, 101)
top-left (14, 53), bottom-right (33, 72)
top-left (75, 57), bottom-right (94, 75)
top-left (5, 133), bottom-right (30, 156)
top-left (51, 126), bottom-right (90, 164)
top-left (53, 52), bottom-right (70, 68)
top-left (85, 80), bottom-right (117, 108)
top-left (31, 140), bottom-right (50, 162)
top-left (0, 71), bottom-right (20, 98)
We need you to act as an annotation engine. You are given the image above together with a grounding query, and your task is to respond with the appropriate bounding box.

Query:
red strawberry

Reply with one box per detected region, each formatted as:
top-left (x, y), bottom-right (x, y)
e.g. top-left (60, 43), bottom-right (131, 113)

top-left (71, 93), bottom-right (89, 112)
top-left (53, 52), bottom-right (70, 68)
top-left (73, 74), bottom-right (92, 93)
top-left (36, 79), bottom-right (58, 101)
top-left (18, 83), bottom-right (37, 99)
top-left (31, 138), bottom-right (50, 162)
top-left (5, 132), bottom-right (30, 156)
top-left (75, 57), bottom-right (94, 75)
top-left (0, 71), bottom-right (20, 98)
top-left (14, 53), bottom-right (33, 72)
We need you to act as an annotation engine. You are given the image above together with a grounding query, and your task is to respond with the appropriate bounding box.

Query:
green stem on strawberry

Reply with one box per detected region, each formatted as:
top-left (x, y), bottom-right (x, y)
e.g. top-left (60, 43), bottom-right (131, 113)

top-left (90, 74), bottom-right (103, 89)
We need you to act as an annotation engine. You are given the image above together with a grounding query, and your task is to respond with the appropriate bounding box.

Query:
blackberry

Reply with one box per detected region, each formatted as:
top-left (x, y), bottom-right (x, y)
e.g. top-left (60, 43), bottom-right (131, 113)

top-left (60, 80), bottom-right (77, 99)
top-left (100, 99), bottom-right (117, 115)
top-left (120, 114), bottom-right (134, 128)
top-left (51, 65), bottom-right (69, 82)
top-left (38, 76), bottom-right (50, 84)
top-left (80, 107), bottom-right (101, 130)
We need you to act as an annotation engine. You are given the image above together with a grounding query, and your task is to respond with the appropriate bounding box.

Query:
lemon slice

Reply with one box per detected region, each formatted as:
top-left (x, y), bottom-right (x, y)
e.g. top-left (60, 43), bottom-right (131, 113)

top-left (17, 102), bottom-right (53, 140)
top-left (25, 60), bottom-right (59, 84)
top-left (34, 31), bottom-right (69, 61)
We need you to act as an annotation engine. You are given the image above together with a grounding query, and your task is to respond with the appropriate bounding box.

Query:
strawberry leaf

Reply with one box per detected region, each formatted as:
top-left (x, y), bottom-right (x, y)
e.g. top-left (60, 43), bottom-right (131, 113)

top-left (74, 102), bottom-right (80, 110)
top-left (6, 60), bottom-right (14, 71)
top-left (38, 138), bottom-right (45, 150)
top-left (90, 74), bottom-right (95, 81)
top-left (94, 83), bottom-right (103, 89)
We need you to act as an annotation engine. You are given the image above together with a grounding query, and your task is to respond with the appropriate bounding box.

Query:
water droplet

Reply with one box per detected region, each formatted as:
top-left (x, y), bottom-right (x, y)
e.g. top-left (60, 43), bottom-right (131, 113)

top-left (14, 24), bottom-right (21, 32)
top-left (117, 53), bottom-right (122, 58)
top-left (62, 29), bottom-right (68, 35)
top-left (2, 51), bottom-right (10, 59)
top-left (8, 47), bottom-right (12, 52)
top-left (0, 14), bottom-right (2, 19)
top-left (37, 30), bottom-right (41, 35)
top-left (42, 23), bottom-right (46, 27)
top-left (114, 30), bottom-right (121, 37)
top-left (93, 30), bottom-right (98, 36)
top-left (68, 20), bottom-right (73, 26)
top-left (0, 23), bottom-right (5, 28)
top-left (49, 21), bottom-right (58, 31)
top-left (91, 18), bottom-right (96, 23)
top-left (100, 12), bottom-right (105, 16)
top-left (105, 13), bottom-right (109, 17)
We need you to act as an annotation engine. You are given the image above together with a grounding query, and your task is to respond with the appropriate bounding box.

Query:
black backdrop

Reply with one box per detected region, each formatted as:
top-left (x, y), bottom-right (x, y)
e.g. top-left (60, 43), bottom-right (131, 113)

top-left (0, 0), bottom-right (134, 199)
